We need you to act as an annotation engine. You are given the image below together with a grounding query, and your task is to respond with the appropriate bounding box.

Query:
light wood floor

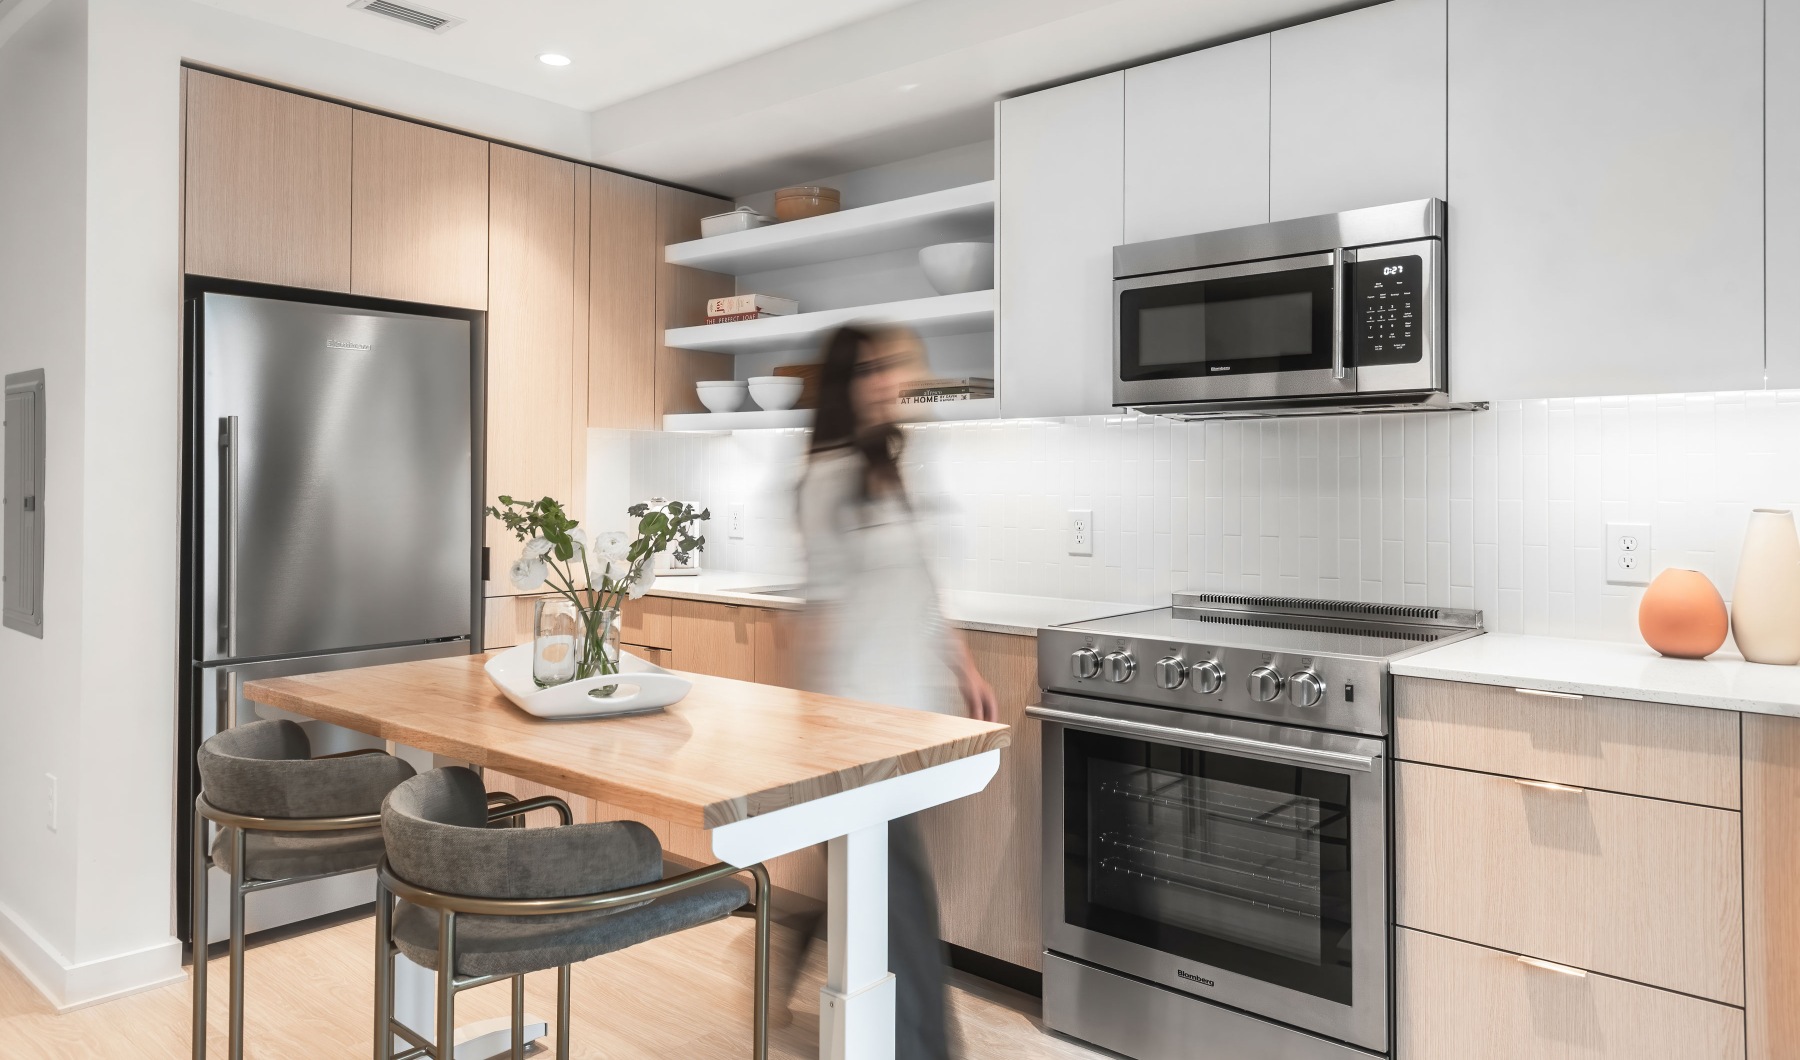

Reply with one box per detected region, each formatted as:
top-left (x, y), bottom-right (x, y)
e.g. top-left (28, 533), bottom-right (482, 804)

top-left (1, 915), bottom-right (1114, 1059)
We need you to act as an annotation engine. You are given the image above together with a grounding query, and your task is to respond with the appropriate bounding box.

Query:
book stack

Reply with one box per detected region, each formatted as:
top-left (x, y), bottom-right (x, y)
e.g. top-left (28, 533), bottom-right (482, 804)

top-left (897, 377), bottom-right (994, 404)
top-left (705, 294), bottom-right (798, 323)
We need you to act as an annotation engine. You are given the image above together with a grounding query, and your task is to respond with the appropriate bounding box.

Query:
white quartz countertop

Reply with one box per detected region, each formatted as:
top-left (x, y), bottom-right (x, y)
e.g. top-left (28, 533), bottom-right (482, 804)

top-left (643, 570), bottom-right (1138, 637)
top-left (1393, 632), bottom-right (1800, 718)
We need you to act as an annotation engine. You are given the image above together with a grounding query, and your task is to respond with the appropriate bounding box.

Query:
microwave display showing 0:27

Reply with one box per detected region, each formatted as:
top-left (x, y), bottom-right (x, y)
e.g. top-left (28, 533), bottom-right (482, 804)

top-left (1355, 255), bottom-right (1422, 366)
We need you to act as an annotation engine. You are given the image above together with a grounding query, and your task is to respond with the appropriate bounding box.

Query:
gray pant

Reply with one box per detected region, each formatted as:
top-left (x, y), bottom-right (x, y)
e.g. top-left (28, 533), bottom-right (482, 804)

top-left (888, 814), bottom-right (951, 1060)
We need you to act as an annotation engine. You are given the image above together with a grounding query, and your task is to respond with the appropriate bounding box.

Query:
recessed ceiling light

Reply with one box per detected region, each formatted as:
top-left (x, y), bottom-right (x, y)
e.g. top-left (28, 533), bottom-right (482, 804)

top-left (539, 53), bottom-right (572, 67)
top-left (897, 83), bottom-right (920, 92)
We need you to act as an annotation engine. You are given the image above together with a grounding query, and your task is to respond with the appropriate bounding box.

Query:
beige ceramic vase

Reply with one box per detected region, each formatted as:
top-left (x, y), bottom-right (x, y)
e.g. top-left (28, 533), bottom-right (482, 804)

top-left (1638, 568), bottom-right (1729, 659)
top-left (1731, 509), bottom-right (1800, 665)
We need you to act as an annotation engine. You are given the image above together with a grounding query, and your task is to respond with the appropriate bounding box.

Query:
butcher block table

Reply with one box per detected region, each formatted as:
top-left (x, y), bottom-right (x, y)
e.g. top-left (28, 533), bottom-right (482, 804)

top-left (243, 653), bottom-right (1010, 1060)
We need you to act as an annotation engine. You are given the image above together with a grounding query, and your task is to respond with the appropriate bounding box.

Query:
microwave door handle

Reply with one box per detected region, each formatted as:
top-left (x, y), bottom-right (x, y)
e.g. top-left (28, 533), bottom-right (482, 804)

top-left (1333, 247), bottom-right (1353, 381)
top-left (1025, 704), bottom-right (1376, 772)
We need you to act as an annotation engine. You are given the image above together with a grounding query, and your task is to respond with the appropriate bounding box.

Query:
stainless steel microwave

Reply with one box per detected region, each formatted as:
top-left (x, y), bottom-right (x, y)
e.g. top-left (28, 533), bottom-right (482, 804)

top-left (1114, 198), bottom-right (1458, 417)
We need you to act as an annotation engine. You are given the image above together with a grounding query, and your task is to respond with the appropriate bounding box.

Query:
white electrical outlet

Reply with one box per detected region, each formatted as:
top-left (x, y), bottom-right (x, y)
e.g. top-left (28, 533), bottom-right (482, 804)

top-left (1606, 522), bottom-right (1652, 586)
top-left (1068, 510), bottom-right (1094, 556)
top-left (726, 502), bottom-right (747, 540)
top-left (45, 774), bottom-right (56, 832)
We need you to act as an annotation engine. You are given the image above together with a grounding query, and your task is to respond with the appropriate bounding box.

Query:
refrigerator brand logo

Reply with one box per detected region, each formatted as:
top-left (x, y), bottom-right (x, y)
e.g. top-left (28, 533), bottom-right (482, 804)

top-left (1176, 970), bottom-right (1214, 987)
top-left (325, 339), bottom-right (372, 351)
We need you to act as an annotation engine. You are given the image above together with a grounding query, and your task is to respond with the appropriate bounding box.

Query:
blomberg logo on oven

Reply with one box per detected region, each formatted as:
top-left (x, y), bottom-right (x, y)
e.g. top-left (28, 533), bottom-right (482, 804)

top-left (1176, 970), bottom-right (1215, 987)
top-left (325, 339), bottom-right (372, 351)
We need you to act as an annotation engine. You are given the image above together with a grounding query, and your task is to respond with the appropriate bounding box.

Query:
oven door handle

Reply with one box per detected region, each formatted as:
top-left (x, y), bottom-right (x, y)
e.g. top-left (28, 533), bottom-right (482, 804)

top-left (1026, 704), bottom-right (1377, 773)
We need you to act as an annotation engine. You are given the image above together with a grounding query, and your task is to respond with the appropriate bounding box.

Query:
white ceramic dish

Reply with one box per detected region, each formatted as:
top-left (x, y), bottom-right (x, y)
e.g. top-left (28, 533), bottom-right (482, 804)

top-left (919, 241), bottom-right (995, 295)
top-left (484, 644), bottom-right (691, 720)
top-left (695, 380), bottom-right (748, 413)
top-left (748, 375), bottom-right (804, 411)
top-left (700, 206), bottom-right (770, 238)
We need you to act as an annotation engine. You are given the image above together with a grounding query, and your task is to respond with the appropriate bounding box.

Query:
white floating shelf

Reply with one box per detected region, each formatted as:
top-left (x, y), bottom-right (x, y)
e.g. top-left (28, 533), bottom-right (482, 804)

top-left (663, 289), bottom-right (995, 356)
top-left (663, 398), bottom-right (1001, 433)
top-left (664, 181), bottom-right (995, 275)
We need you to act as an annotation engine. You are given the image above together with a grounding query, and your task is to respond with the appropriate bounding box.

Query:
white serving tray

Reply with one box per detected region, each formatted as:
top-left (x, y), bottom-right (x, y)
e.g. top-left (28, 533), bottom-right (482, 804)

top-left (484, 643), bottom-right (692, 720)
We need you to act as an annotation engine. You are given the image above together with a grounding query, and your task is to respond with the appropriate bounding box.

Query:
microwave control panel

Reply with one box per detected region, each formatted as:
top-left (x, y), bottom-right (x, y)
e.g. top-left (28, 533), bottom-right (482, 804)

top-left (1354, 254), bottom-right (1422, 366)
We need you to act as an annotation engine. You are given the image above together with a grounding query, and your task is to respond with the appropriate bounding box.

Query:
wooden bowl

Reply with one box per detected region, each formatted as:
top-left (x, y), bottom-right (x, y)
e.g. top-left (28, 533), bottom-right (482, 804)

top-left (774, 185), bottom-right (841, 222)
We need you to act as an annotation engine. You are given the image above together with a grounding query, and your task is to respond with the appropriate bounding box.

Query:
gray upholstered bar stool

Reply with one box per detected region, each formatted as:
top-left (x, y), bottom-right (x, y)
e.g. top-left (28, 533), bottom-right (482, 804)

top-left (375, 766), bottom-right (772, 1060)
top-left (192, 719), bottom-right (417, 1060)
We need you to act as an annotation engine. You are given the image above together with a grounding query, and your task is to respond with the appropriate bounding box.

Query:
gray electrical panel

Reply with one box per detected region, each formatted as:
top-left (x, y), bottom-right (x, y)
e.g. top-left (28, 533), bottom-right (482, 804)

top-left (4, 369), bottom-right (45, 637)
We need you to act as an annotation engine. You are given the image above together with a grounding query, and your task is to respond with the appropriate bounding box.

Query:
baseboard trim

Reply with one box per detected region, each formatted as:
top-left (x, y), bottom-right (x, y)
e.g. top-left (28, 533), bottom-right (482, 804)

top-left (947, 943), bottom-right (1043, 998)
top-left (0, 897), bottom-right (184, 1012)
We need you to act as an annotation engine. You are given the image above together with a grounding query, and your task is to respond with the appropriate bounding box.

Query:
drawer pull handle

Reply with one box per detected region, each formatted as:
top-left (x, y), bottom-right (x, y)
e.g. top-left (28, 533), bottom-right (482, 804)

top-left (1516, 955), bottom-right (1587, 978)
top-left (1515, 687), bottom-right (1583, 700)
top-left (1514, 778), bottom-right (1587, 794)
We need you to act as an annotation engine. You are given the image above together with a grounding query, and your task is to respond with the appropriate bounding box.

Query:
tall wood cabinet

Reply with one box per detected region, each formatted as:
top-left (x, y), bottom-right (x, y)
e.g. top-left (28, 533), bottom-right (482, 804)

top-left (588, 169), bottom-right (660, 430)
top-left (183, 70), bottom-right (352, 291)
top-left (349, 111), bottom-right (490, 310)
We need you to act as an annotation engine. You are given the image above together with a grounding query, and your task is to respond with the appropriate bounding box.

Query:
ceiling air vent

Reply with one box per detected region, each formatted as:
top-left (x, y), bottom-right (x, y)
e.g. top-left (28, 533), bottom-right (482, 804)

top-left (348, 0), bottom-right (465, 34)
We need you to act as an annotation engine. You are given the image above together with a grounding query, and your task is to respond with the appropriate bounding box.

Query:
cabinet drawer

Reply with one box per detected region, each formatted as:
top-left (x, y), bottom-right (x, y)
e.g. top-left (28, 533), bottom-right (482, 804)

top-left (1395, 677), bottom-right (1740, 808)
top-left (621, 597), bottom-right (673, 649)
top-left (1397, 928), bottom-right (1745, 1060)
top-left (1396, 761), bottom-right (1743, 1004)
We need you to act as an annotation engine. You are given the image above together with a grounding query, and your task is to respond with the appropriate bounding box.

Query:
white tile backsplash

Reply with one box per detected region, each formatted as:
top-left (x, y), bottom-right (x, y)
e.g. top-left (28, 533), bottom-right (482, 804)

top-left (593, 390), bottom-right (1800, 643)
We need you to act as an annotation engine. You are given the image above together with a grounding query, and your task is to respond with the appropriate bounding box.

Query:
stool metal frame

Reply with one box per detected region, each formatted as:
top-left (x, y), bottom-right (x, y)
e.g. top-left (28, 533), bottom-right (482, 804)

top-left (372, 795), bottom-right (771, 1060)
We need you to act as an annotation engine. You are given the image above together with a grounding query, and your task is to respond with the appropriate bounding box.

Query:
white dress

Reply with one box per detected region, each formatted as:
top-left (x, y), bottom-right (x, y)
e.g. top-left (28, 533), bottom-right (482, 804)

top-left (796, 449), bottom-right (960, 716)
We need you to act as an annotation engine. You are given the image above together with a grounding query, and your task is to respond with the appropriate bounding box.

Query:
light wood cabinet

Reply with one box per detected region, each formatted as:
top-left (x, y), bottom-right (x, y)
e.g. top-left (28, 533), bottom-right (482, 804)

top-left (1396, 760), bottom-right (1744, 1005)
top-left (668, 599), bottom-right (757, 681)
top-left (1394, 676), bottom-right (1741, 809)
top-left (1446, 0), bottom-right (1764, 400)
top-left (1744, 714), bottom-right (1800, 1060)
top-left (997, 73), bottom-right (1124, 420)
top-left (350, 111), bottom-right (489, 309)
top-left (1396, 928), bottom-right (1746, 1060)
top-left (483, 145), bottom-right (583, 595)
top-left (588, 169), bottom-right (660, 429)
top-left (1269, 0), bottom-right (1446, 221)
top-left (1123, 37), bottom-right (1270, 242)
top-left (751, 608), bottom-right (800, 689)
top-left (183, 70), bottom-right (352, 290)
top-left (919, 630), bottom-right (1042, 970)
top-left (656, 188), bottom-right (735, 418)
top-left (621, 597), bottom-right (674, 650)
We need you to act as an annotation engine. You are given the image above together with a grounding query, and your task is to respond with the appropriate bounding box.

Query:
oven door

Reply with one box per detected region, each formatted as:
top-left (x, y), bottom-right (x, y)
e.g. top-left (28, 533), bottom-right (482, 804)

top-left (1032, 692), bottom-right (1389, 1054)
top-left (1114, 252), bottom-right (1355, 408)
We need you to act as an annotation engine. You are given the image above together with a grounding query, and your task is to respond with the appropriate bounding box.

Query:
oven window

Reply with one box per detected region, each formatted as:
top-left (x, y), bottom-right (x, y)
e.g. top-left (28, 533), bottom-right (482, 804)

top-left (1063, 728), bottom-right (1354, 1004)
top-left (1118, 261), bottom-right (1334, 381)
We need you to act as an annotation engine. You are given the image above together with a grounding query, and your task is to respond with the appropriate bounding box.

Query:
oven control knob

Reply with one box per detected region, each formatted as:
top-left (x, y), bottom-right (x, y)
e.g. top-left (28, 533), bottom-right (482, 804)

top-left (1071, 648), bottom-right (1102, 680)
top-left (1248, 665), bottom-right (1285, 703)
top-left (1154, 657), bottom-right (1187, 690)
top-left (1189, 660), bottom-right (1225, 695)
top-left (1288, 670), bottom-right (1326, 709)
top-left (1102, 650), bottom-right (1137, 683)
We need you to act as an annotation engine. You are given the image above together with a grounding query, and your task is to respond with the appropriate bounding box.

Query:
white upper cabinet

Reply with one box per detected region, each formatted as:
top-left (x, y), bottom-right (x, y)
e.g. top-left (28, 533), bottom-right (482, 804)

top-left (1123, 36), bottom-right (1270, 243)
top-left (1269, 0), bottom-right (1446, 221)
top-left (1769, 0), bottom-right (1800, 386)
top-left (998, 74), bottom-right (1124, 419)
top-left (1448, 0), bottom-right (1764, 401)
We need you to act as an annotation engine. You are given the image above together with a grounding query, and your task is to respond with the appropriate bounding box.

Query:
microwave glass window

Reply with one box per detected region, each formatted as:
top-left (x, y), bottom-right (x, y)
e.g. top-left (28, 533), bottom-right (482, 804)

top-left (1061, 728), bottom-right (1355, 1004)
top-left (1354, 255), bottom-right (1423, 366)
top-left (1119, 261), bottom-right (1334, 381)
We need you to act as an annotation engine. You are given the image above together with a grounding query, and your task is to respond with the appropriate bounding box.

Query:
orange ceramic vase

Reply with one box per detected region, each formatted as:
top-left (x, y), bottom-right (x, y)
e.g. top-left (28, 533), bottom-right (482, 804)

top-left (1638, 568), bottom-right (1729, 659)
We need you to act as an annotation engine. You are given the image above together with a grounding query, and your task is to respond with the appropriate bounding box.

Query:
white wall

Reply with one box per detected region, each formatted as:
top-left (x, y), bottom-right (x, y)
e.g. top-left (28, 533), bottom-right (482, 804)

top-left (619, 389), bottom-right (1800, 651)
top-left (0, 0), bottom-right (90, 1002)
top-left (0, 0), bottom-right (598, 1009)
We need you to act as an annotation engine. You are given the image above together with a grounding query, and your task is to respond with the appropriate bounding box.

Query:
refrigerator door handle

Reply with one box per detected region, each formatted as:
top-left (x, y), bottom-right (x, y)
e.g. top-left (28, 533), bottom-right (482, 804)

top-left (217, 416), bottom-right (237, 656)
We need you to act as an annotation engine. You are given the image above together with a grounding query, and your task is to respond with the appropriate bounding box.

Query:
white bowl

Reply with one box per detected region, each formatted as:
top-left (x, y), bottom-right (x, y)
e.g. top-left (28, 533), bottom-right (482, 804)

top-left (696, 380), bottom-right (747, 413)
top-left (748, 375), bottom-right (804, 411)
top-left (918, 241), bottom-right (995, 295)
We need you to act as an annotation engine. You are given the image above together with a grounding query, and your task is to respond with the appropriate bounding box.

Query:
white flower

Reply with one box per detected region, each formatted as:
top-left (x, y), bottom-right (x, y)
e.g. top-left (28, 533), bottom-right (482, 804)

top-left (509, 555), bottom-right (547, 591)
top-left (524, 537), bottom-right (552, 558)
top-left (566, 528), bottom-right (587, 553)
top-left (627, 565), bottom-right (657, 599)
top-left (592, 530), bottom-right (629, 561)
top-left (603, 558), bottom-right (632, 583)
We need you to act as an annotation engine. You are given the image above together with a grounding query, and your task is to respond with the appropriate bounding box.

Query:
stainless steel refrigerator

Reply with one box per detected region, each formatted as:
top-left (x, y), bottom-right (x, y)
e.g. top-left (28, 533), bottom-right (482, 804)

top-left (179, 289), bottom-right (484, 947)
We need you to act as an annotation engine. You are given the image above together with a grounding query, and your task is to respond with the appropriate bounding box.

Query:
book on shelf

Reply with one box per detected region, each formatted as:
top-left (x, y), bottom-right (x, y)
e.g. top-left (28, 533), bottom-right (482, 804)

top-left (706, 293), bottom-right (798, 318)
top-left (897, 391), bottom-right (994, 404)
top-left (703, 311), bottom-right (778, 324)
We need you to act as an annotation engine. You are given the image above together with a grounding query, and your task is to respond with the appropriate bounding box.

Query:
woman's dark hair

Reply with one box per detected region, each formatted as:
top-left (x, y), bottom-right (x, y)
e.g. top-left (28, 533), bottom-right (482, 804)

top-left (809, 324), bottom-right (905, 500)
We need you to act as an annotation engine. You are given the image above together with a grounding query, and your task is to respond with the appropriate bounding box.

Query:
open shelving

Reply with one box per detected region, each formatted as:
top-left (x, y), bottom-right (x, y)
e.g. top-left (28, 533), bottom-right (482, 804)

top-left (663, 397), bottom-right (1000, 433)
top-left (662, 289), bottom-right (994, 357)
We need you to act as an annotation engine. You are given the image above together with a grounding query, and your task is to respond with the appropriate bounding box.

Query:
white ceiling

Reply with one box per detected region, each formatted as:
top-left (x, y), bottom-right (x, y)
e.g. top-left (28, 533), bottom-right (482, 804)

top-left (186, 0), bottom-right (924, 111)
top-left (185, 0), bottom-right (1376, 195)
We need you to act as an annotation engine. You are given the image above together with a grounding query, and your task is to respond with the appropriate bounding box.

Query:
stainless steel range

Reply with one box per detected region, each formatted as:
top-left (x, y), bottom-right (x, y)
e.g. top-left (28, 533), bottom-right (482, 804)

top-left (1030, 593), bottom-right (1483, 1059)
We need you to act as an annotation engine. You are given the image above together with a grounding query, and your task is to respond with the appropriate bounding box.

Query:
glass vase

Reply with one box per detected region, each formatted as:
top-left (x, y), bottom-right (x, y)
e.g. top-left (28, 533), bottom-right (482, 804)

top-left (533, 600), bottom-right (620, 688)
